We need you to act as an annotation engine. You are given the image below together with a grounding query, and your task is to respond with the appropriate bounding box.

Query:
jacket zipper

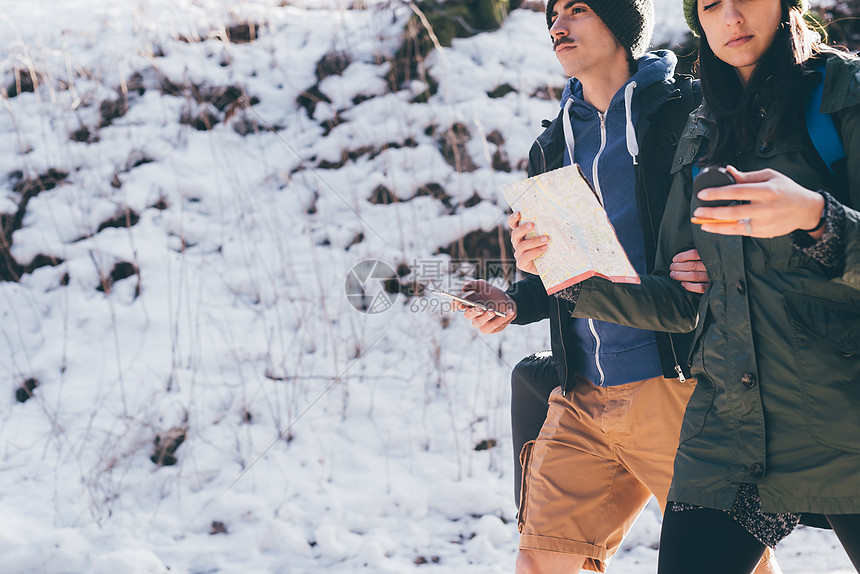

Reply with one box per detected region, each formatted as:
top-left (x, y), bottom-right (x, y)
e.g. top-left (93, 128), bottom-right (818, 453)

top-left (637, 90), bottom-right (687, 384)
top-left (590, 111), bottom-right (608, 386)
top-left (592, 112), bottom-right (607, 205)
top-left (588, 319), bottom-right (605, 386)
top-left (671, 338), bottom-right (686, 383)
top-left (557, 298), bottom-right (570, 396)
top-left (548, 143), bottom-right (571, 397)
top-left (654, 92), bottom-right (686, 383)
top-left (539, 140), bottom-right (572, 397)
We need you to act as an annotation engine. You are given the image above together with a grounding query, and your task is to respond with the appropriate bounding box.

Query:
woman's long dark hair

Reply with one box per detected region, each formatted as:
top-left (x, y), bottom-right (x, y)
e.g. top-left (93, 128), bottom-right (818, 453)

top-left (697, 3), bottom-right (820, 166)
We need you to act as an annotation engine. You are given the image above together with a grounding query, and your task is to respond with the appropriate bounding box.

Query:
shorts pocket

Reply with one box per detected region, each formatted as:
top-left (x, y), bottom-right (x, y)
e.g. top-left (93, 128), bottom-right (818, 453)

top-left (517, 440), bottom-right (536, 533)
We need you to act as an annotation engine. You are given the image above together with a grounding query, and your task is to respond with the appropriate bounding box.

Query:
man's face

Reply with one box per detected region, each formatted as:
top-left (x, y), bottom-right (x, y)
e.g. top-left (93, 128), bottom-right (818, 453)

top-left (548, 1), bottom-right (627, 78)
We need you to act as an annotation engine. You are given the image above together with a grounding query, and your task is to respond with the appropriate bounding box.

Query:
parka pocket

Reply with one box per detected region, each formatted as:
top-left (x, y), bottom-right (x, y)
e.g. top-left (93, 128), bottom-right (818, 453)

top-left (784, 291), bottom-right (860, 454)
top-left (517, 440), bottom-right (536, 533)
top-left (686, 299), bottom-right (712, 368)
top-left (678, 344), bottom-right (716, 444)
top-left (785, 292), bottom-right (860, 356)
top-left (678, 380), bottom-right (715, 444)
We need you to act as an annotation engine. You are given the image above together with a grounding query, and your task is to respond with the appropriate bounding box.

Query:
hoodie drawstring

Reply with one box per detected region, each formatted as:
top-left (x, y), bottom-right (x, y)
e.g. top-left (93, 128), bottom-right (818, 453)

top-left (624, 81), bottom-right (638, 165)
top-left (562, 97), bottom-right (575, 167)
top-left (563, 83), bottom-right (638, 168)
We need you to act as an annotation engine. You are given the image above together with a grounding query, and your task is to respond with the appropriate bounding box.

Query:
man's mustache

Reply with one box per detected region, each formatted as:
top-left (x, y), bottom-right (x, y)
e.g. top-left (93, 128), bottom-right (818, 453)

top-left (553, 37), bottom-right (575, 50)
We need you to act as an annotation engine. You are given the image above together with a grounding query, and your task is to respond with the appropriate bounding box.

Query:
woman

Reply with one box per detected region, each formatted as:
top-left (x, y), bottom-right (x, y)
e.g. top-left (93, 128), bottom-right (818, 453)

top-left (510, 0), bottom-right (860, 571)
top-left (653, 2), bottom-right (860, 571)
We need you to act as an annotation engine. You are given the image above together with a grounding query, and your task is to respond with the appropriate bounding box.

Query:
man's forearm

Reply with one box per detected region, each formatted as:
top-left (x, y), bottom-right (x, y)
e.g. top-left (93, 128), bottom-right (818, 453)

top-left (506, 274), bottom-right (551, 325)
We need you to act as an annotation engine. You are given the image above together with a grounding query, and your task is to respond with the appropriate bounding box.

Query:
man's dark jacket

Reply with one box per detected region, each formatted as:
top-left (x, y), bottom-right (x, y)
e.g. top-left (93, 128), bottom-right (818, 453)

top-left (505, 73), bottom-right (701, 394)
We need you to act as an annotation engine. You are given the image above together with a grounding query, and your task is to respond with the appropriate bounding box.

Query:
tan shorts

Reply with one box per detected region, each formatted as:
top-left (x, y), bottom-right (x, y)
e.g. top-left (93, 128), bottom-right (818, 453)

top-left (518, 374), bottom-right (696, 572)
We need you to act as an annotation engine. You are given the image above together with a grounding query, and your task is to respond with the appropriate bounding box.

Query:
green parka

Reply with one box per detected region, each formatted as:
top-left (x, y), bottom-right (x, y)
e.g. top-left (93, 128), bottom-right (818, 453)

top-left (569, 52), bottom-right (860, 515)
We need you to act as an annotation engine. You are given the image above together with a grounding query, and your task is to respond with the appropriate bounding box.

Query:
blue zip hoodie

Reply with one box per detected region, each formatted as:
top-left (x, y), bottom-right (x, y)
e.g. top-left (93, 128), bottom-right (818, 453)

top-left (560, 51), bottom-right (677, 386)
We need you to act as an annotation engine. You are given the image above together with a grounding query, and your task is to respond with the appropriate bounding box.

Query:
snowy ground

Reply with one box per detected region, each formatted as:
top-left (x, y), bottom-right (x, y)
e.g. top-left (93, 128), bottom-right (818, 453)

top-left (0, 1), bottom-right (855, 573)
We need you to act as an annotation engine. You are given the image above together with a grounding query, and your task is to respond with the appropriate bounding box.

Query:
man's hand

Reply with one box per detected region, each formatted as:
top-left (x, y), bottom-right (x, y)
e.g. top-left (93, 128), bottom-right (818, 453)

top-left (669, 249), bottom-right (709, 294)
top-left (509, 212), bottom-right (549, 275)
top-left (453, 279), bottom-right (517, 335)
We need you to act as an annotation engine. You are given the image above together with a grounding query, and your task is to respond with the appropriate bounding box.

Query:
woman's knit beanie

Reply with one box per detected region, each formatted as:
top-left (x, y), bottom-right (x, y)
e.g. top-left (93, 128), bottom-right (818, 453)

top-left (683, 0), bottom-right (809, 37)
top-left (545, 0), bottom-right (655, 60)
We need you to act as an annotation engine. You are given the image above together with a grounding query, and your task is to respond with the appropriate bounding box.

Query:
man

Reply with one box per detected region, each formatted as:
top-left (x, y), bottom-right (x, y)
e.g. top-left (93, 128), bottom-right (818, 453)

top-left (459, 1), bottom-right (780, 572)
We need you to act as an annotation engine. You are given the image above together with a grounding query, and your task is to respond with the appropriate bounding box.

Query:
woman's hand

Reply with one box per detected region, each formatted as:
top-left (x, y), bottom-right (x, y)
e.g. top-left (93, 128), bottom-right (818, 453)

top-left (694, 166), bottom-right (825, 240)
top-left (508, 212), bottom-right (549, 275)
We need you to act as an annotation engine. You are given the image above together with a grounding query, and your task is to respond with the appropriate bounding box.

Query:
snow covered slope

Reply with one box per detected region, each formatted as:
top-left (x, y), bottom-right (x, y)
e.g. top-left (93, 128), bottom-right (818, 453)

top-left (0, 1), bottom-right (854, 573)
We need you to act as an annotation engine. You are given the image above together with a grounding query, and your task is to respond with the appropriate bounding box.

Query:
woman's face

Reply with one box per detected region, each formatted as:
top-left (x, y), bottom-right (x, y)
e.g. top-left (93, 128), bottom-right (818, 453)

top-left (698, 0), bottom-right (783, 83)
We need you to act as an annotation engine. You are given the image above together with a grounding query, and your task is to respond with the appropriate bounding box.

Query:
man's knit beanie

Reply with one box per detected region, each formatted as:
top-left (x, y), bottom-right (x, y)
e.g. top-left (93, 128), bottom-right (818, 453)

top-left (545, 0), bottom-right (655, 60)
top-left (683, 0), bottom-right (809, 37)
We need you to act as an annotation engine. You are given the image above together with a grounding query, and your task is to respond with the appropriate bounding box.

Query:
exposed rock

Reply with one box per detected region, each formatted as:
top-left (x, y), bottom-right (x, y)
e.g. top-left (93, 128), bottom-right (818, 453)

top-left (1, 169), bottom-right (69, 282)
top-left (439, 123), bottom-right (478, 173)
top-left (151, 426), bottom-right (188, 467)
top-left (474, 438), bottom-right (497, 451)
top-left (97, 208), bottom-right (141, 233)
top-left (296, 85), bottom-right (331, 119)
top-left (368, 185), bottom-right (397, 205)
top-left (96, 261), bottom-right (140, 297)
top-left (315, 50), bottom-right (352, 82)
top-left (414, 182), bottom-right (453, 211)
top-left (99, 98), bottom-right (128, 127)
top-left (15, 378), bottom-right (38, 403)
top-left (488, 84), bottom-right (516, 98)
top-left (6, 68), bottom-right (38, 97)
top-left (180, 103), bottom-right (221, 131)
top-left (210, 521), bottom-right (228, 535)
top-left (124, 150), bottom-right (154, 171)
top-left (225, 22), bottom-right (259, 44)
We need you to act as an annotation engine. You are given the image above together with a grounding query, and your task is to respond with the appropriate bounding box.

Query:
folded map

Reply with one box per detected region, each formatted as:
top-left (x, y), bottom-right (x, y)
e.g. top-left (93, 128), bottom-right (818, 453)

top-left (502, 164), bottom-right (640, 295)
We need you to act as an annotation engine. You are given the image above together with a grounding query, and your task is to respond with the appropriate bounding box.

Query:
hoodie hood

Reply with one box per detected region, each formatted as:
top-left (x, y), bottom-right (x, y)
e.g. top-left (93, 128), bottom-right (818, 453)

top-left (560, 50), bottom-right (677, 110)
top-left (559, 50), bottom-right (677, 168)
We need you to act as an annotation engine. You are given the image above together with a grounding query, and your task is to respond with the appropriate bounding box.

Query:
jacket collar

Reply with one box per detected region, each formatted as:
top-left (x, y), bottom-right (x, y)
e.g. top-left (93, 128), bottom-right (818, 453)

top-left (670, 104), bottom-right (710, 174)
top-left (821, 51), bottom-right (860, 114)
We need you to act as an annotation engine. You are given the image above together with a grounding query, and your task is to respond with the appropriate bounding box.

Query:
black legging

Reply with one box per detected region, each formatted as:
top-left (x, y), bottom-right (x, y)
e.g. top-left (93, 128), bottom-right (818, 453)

top-left (510, 352), bottom-right (559, 505)
top-left (658, 504), bottom-right (860, 574)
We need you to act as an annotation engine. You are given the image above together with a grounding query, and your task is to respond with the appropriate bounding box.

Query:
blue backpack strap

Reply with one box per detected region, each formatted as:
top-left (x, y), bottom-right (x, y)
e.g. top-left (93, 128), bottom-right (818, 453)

top-left (805, 65), bottom-right (846, 176)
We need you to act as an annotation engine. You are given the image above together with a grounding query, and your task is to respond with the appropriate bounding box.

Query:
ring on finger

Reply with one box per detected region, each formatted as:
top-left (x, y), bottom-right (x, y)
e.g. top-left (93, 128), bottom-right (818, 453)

top-left (739, 218), bottom-right (752, 235)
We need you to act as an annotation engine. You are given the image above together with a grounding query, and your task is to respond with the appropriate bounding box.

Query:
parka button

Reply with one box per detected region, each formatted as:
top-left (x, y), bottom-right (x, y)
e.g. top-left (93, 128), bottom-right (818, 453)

top-left (741, 372), bottom-right (756, 388)
top-left (736, 280), bottom-right (746, 294)
top-left (759, 141), bottom-right (772, 153)
top-left (751, 463), bottom-right (764, 478)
